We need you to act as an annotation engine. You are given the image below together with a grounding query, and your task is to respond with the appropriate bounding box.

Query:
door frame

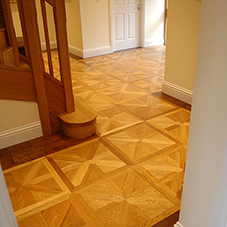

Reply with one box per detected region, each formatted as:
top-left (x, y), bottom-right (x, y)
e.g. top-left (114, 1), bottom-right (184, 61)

top-left (109, 0), bottom-right (145, 52)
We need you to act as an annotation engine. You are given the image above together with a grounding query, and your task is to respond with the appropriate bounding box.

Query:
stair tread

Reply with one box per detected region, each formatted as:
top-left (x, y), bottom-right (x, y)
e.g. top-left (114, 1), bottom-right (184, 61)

top-left (59, 97), bottom-right (97, 125)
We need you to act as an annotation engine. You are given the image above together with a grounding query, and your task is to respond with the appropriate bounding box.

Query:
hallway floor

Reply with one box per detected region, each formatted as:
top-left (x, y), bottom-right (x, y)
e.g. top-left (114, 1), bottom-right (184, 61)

top-left (2, 46), bottom-right (190, 226)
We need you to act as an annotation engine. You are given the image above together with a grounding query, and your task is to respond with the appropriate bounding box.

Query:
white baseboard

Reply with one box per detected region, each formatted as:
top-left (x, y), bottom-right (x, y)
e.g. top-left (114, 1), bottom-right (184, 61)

top-left (143, 38), bottom-right (164, 48)
top-left (41, 43), bottom-right (112, 59)
top-left (174, 222), bottom-right (184, 227)
top-left (68, 45), bottom-right (83, 58)
top-left (41, 41), bottom-right (57, 51)
top-left (83, 46), bottom-right (112, 58)
top-left (0, 122), bottom-right (43, 149)
top-left (162, 80), bottom-right (193, 105)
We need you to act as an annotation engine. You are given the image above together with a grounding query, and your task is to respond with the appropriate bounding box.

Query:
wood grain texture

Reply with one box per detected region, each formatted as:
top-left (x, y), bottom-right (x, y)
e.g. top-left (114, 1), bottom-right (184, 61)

top-left (1, 46), bottom-right (192, 226)
top-left (20, 0), bottom-right (52, 136)
top-left (1, 0), bottom-right (20, 66)
top-left (44, 73), bottom-right (66, 133)
top-left (58, 96), bottom-right (97, 139)
top-left (0, 65), bottom-right (36, 101)
top-left (54, 0), bottom-right (75, 113)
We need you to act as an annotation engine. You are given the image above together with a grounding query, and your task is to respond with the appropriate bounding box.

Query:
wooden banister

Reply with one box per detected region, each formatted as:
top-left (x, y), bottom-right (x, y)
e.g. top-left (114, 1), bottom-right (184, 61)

top-left (16, 0), bottom-right (31, 65)
top-left (0, 0), bottom-right (75, 136)
top-left (19, 0), bottom-right (52, 136)
top-left (53, 0), bottom-right (75, 113)
top-left (1, 0), bottom-right (20, 66)
top-left (45, 0), bottom-right (55, 7)
top-left (0, 42), bottom-right (4, 64)
top-left (40, 0), bottom-right (54, 76)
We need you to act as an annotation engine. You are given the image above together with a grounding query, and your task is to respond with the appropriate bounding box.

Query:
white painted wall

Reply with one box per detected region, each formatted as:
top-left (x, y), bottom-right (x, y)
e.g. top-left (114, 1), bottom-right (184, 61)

top-left (10, 3), bottom-right (22, 37)
top-left (163, 0), bottom-right (201, 104)
top-left (0, 164), bottom-right (18, 227)
top-left (80, 0), bottom-right (111, 57)
top-left (0, 100), bottom-right (43, 149)
top-left (144, 0), bottom-right (165, 47)
top-left (65, 0), bottom-right (83, 57)
top-left (178, 0), bottom-right (227, 226)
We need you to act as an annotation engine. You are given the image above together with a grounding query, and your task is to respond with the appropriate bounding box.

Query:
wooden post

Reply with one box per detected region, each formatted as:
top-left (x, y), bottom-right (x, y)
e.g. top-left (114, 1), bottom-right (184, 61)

top-left (40, 0), bottom-right (54, 76)
top-left (53, 0), bottom-right (75, 113)
top-left (19, 0), bottom-right (52, 136)
top-left (1, 0), bottom-right (20, 66)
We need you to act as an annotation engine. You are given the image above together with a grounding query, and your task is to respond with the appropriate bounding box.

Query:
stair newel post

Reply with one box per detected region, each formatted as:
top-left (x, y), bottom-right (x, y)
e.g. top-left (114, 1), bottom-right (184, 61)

top-left (53, 0), bottom-right (75, 113)
top-left (19, 0), bottom-right (52, 136)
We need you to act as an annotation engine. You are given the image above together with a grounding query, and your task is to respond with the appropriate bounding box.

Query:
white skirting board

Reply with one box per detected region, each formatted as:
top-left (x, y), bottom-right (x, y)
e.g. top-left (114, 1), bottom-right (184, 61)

top-left (174, 222), bottom-right (184, 227)
top-left (41, 43), bottom-right (112, 59)
top-left (143, 38), bottom-right (164, 48)
top-left (83, 46), bottom-right (112, 59)
top-left (68, 45), bottom-right (83, 58)
top-left (162, 81), bottom-right (193, 105)
top-left (0, 122), bottom-right (43, 149)
top-left (41, 41), bottom-right (57, 51)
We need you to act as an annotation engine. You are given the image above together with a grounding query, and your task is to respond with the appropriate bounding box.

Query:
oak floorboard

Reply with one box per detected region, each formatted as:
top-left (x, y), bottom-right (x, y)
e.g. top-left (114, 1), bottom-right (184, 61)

top-left (1, 46), bottom-right (191, 226)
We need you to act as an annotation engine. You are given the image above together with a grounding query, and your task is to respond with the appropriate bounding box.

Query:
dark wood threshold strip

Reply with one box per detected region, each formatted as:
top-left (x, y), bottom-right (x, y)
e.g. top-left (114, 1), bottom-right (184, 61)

top-left (152, 210), bottom-right (179, 227)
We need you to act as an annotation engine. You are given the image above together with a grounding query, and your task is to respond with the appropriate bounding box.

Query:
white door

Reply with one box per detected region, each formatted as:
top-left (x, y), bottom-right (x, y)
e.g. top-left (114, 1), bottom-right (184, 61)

top-left (112, 0), bottom-right (140, 51)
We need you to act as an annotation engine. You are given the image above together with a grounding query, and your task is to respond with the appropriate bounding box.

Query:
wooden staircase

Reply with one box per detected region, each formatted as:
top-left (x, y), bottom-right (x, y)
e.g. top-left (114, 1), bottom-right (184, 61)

top-left (59, 96), bottom-right (97, 139)
top-left (0, 0), bottom-right (97, 140)
top-left (0, 2), bottom-right (16, 66)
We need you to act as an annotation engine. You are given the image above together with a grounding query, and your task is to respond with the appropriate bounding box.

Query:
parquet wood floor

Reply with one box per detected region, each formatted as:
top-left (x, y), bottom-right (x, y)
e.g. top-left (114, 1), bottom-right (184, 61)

top-left (1, 46), bottom-right (191, 226)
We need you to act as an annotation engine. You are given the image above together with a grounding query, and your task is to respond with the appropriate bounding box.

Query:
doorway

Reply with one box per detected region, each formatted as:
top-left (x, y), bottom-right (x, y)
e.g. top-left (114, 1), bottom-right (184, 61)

top-left (110, 0), bottom-right (140, 52)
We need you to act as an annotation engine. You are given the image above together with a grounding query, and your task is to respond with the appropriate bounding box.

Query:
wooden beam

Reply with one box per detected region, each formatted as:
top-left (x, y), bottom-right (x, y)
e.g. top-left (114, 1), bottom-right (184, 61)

top-left (53, 0), bottom-right (75, 113)
top-left (40, 0), bottom-right (54, 76)
top-left (19, 0), bottom-right (52, 136)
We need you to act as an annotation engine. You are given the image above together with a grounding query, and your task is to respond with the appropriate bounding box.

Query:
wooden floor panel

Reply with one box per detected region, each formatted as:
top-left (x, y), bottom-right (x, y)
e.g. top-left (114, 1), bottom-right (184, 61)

top-left (147, 109), bottom-right (191, 144)
top-left (2, 45), bottom-right (191, 226)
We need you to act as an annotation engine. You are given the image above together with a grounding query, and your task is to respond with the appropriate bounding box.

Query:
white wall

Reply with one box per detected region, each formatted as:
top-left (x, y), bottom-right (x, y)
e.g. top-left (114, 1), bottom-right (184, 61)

top-left (65, 0), bottom-right (83, 57)
top-left (178, 0), bottom-right (227, 226)
top-left (0, 164), bottom-right (18, 227)
top-left (10, 3), bottom-right (22, 37)
top-left (144, 0), bottom-right (165, 47)
top-left (163, 0), bottom-right (201, 104)
top-left (80, 0), bottom-right (111, 57)
top-left (0, 100), bottom-right (43, 149)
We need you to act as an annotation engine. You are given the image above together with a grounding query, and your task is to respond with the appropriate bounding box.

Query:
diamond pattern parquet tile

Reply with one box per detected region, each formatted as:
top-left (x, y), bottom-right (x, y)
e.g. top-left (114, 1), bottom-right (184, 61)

top-left (102, 123), bottom-right (179, 164)
top-left (120, 94), bottom-right (177, 120)
top-left (131, 76), bottom-right (163, 93)
top-left (79, 74), bottom-right (122, 90)
top-left (75, 91), bottom-right (115, 112)
top-left (97, 83), bottom-right (148, 104)
top-left (3, 158), bottom-right (70, 221)
top-left (3, 46), bottom-right (191, 226)
top-left (96, 104), bottom-right (142, 136)
top-left (141, 145), bottom-right (187, 200)
top-left (17, 200), bottom-right (87, 227)
top-left (48, 139), bottom-right (127, 188)
top-left (147, 109), bottom-right (191, 144)
top-left (74, 167), bottom-right (180, 226)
